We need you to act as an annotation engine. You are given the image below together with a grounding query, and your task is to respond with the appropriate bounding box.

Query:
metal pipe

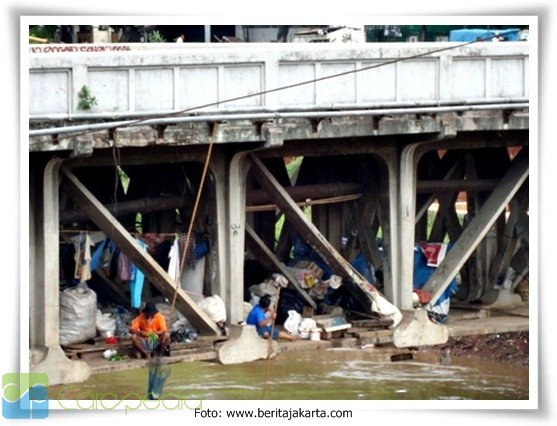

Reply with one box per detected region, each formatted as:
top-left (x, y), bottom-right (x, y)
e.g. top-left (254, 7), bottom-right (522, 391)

top-left (29, 98), bottom-right (529, 122)
top-left (29, 102), bottom-right (529, 138)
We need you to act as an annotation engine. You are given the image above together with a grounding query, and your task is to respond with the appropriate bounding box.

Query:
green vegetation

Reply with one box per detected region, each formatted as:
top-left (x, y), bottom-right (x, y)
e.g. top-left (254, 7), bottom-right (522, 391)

top-left (29, 25), bottom-right (58, 42)
top-left (77, 85), bottom-right (98, 111)
top-left (148, 30), bottom-right (166, 43)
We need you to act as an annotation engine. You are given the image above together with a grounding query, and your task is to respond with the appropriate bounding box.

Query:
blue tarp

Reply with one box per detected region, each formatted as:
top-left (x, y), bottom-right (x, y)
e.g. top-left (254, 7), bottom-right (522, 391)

top-left (413, 245), bottom-right (459, 307)
top-left (449, 28), bottom-right (521, 42)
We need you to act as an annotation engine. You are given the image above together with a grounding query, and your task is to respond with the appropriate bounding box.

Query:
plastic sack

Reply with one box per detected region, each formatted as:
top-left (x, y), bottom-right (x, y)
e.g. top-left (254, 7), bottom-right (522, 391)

top-left (96, 309), bottom-right (116, 338)
top-left (59, 283), bottom-right (97, 346)
top-left (298, 318), bottom-right (317, 339)
top-left (198, 295), bottom-right (227, 324)
top-left (283, 310), bottom-right (302, 336)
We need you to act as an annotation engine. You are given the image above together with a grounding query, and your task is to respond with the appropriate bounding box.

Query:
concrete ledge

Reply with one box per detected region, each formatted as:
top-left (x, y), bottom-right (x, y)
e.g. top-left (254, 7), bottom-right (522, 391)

top-left (392, 309), bottom-right (449, 348)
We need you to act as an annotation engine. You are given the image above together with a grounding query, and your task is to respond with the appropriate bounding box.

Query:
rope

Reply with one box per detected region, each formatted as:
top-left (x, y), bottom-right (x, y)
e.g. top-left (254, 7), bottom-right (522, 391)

top-left (262, 286), bottom-right (281, 400)
top-left (170, 123), bottom-right (218, 317)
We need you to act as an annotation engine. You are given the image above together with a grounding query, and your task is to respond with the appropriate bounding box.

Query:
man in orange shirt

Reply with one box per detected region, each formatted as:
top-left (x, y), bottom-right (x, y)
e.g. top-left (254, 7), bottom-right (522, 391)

top-left (129, 302), bottom-right (171, 359)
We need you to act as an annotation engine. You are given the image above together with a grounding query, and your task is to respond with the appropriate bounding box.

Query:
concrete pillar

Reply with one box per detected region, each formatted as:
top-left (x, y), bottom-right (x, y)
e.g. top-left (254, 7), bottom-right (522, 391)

top-left (378, 147), bottom-right (400, 305)
top-left (227, 152), bottom-right (251, 324)
top-left (209, 152), bottom-right (230, 304)
top-left (399, 143), bottom-right (423, 310)
top-left (204, 25), bottom-right (211, 43)
top-left (30, 157), bottom-right (90, 385)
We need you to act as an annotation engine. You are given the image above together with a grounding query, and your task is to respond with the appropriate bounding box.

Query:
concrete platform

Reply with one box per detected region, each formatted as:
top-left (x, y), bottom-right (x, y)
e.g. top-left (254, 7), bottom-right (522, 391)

top-left (75, 303), bottom-right (529, 376)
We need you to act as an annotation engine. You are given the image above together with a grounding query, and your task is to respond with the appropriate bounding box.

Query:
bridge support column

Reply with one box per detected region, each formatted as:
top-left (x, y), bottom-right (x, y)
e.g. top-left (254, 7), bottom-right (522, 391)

top-left (30, 157), bottom-right (90, 385)
top-left (227, 152), bottom-right (252, 324)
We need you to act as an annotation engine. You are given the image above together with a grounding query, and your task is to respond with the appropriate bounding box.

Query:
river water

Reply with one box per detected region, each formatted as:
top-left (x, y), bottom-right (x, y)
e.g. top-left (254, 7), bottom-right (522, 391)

top-left (47, 347), bottom-right (528, 401)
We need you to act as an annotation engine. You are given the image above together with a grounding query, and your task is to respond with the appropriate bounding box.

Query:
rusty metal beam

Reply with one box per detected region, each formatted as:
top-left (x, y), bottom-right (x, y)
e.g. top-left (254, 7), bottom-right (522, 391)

top-left (59, 164), bottom-right (220, 336)
top-left (416, 179), bottom-right (499, 193)
top-left (246, 182), bottom-right (361, 207)
top-left (422, 149), bottom-right (529, 308)
top-left (60, 196), bottom-right (189, 225)
top-left (248, 153), bottom-right (400, 323)
top-left (245, 224), bottom-right (317, 309)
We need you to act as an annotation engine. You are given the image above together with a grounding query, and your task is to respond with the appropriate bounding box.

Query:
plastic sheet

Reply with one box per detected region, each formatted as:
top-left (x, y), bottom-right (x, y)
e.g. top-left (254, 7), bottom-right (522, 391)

top-left (59, 283), bottom-right (97, 346)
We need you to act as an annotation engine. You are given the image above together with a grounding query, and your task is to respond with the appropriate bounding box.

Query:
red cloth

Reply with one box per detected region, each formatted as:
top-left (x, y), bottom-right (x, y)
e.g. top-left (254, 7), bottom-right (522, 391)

top-left (413, 289), bottom-right (432, 304)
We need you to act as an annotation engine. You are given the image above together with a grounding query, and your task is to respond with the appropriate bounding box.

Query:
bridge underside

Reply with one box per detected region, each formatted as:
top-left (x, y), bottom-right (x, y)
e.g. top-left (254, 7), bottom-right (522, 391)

top-left (29, 109), bottom-right (529, 384)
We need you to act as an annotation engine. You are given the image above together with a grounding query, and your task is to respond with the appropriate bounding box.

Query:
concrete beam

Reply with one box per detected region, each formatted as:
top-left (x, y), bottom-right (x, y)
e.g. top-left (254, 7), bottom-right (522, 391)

top-left (59, 164), bottom-right (220, 335)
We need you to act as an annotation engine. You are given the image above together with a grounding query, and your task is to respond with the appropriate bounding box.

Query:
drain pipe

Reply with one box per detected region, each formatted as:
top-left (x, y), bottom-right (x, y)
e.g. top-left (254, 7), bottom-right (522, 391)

top-left (30, 97), bottom-right (529, 122)
top-left (29, 102), bottom-right (529, 138)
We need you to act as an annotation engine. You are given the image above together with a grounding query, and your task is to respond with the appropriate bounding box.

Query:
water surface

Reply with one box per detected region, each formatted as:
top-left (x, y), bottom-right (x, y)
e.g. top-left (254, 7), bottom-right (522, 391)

top-left (47, 348), bottom-right (528, 401)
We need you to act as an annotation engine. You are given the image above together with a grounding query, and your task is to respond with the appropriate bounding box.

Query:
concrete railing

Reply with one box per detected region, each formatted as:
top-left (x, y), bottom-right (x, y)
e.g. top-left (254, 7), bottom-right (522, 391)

top-left (28, 42), bottom-right (529, 119)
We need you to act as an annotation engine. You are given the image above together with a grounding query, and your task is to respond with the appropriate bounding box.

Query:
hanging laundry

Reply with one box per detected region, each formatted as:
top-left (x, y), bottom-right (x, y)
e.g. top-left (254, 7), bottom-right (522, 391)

top-left (73, 233), bottom-right (95, 282)
top-left (129, 238), bottom-right (148, 309)
top-left (118, 251), bottom-right (132, 281)
top-left (167, 237), bottom-right (181, 282)
top-left (101, 241), bottom-right (117, 276)
top-left (90, 238), bottom-right (107, 272)
top-left (178, 234), bottom-right (197, 270)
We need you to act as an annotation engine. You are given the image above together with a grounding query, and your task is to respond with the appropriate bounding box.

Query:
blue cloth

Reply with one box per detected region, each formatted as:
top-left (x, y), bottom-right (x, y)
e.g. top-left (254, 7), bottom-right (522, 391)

top-left (90, 239), bottom-right (107, 272)
top-left (449, 28), bottom-right (520, 42)
top-left (246, 305), bottom-right (266, 330)
top-left (413, 245), bottom-right (459, 307)
top-left (130, 239), bottom-right (148, 309)
top-left (247, 305), bottom-right (281, 340)
top-left (351, 251), bottom-right (375, 284)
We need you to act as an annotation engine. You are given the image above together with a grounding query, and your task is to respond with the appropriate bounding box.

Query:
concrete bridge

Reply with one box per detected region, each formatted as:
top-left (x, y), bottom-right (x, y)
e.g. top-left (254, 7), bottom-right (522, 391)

top-left (28, 41), bottom-right (529, 384)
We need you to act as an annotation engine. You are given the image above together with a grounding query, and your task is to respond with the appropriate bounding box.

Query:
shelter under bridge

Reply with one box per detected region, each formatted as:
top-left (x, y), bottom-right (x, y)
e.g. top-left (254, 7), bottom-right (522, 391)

top-left (28, 41), bottom-right (529, 384)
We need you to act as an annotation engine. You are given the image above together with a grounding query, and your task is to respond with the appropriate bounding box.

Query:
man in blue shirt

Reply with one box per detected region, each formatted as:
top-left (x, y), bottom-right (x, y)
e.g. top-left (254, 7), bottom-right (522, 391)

top-left (246, 295), bottom-right (298, 341)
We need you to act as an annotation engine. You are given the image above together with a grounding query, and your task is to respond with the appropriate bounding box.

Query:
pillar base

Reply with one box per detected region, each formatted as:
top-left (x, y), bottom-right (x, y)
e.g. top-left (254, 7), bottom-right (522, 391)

top-left (217, 325), bottom-right (278, 365)
top-left (30, 346), bottom-right (90, 386)
top-left (482, 288), bottom-right (524, 309)
top-left (392, 309), bottom-right (449, 348)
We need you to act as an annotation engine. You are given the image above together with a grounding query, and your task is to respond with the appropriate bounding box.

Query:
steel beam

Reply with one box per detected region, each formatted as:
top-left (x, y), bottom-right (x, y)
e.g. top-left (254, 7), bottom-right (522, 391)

top-left (422, 149), bottom-right (529, 308)
top-left (248, 153), bottom-right (402, 325)
top-left (245, 223), bottom-right (317, 309)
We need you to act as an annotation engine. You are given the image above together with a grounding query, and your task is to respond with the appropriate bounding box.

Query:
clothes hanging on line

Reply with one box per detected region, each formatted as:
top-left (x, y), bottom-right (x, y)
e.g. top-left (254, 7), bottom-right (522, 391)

top-left (72, 233), bottom-right (95, 282)
top-left (129, 238), bottom-right (148, 309)
top-left (167, 237), bottom-right (181, 282)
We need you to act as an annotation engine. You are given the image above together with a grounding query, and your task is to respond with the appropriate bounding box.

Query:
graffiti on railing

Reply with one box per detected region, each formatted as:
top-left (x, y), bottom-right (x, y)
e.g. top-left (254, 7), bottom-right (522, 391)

top-left (29, 45), bottom-right (132, 54)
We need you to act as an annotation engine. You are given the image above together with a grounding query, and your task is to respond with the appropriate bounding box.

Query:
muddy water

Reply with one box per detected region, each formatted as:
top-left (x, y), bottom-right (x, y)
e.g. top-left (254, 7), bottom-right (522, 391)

top-left (47, 348), bottom-right (528, 401)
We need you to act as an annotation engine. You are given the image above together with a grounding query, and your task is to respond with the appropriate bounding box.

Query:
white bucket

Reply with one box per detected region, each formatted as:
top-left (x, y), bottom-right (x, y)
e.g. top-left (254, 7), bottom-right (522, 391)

top-left (310, 328), bottom-right (321, 341)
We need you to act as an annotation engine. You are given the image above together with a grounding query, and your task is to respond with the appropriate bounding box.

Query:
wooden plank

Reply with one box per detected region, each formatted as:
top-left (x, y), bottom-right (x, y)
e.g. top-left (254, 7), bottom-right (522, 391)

top-left (351, 318), bottom-right (394, 328)
top-left (59, 165), bottom-right (220, 336)
top-left (355, 329), bottom-right (393, 339)
top-left (245, 223), bottom-right (317, 309)
top-left (319, 323), bottom-right (351, 333)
